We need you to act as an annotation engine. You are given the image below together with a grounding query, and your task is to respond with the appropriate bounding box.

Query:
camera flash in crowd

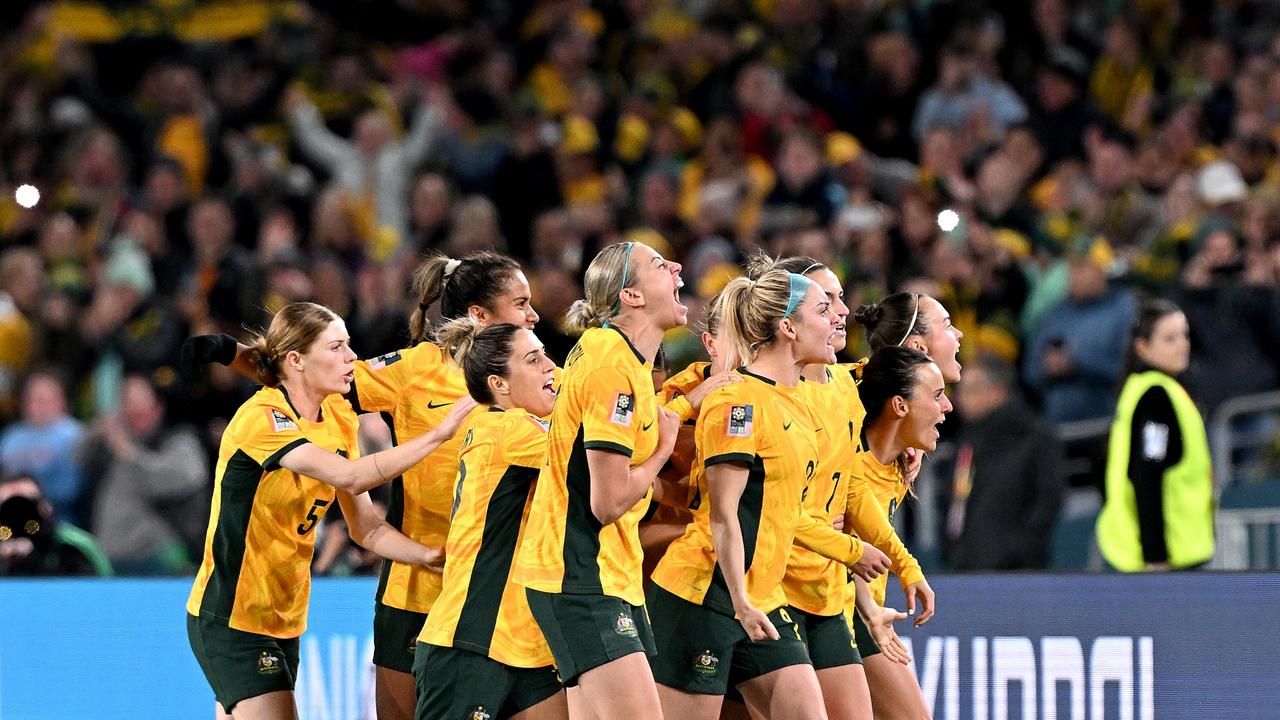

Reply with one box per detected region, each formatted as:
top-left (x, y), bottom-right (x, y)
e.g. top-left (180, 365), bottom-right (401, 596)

top-left (15, 184), bottom-right (39, 209)
top-left (937, 208), bottom-right (960, 233)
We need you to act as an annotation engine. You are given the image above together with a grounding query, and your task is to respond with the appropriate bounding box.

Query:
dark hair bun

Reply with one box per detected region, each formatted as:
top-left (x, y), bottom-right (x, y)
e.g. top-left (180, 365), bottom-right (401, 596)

top-left (852, 303), bottom-right (883, 330)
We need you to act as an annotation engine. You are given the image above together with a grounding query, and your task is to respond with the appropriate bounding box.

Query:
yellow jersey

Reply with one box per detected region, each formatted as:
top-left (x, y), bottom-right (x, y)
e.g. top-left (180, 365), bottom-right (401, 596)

top-left (661, 361), bottom-right (711, 424)
top-left (850, 449), bottom-right (914, 606)
top-left (514, 326), bottom-right (660, 606)
top-left (352, 342), bottom-right (481, 615)
top-left (187, 386), bottom-right (359, 637)
top-left (420, 407), bottom-right (553, 668)
top-left (783, 366), bottom-right (866, 616)
top-left (651, 369), bottom-right (819, 615)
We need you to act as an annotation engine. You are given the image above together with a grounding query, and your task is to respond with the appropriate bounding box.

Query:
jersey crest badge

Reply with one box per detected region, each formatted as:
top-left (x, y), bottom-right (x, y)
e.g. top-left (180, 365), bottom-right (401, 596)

top-left (727, 405), bottom-right (753, 437)
top-left (270, 409), bottom-right (297, 432)
top-left (467, 708), bottom-right (492, 720)
top-left (611, 392), bottom-right (635, 426)
top-left (693, 649), bottom-right (720, 676)
top-left (614, 612), bottom-right (638, 637)
top-left (368, 351), bottom-right (401, 370)
top-left (257, 652), bottom-right (281, 675)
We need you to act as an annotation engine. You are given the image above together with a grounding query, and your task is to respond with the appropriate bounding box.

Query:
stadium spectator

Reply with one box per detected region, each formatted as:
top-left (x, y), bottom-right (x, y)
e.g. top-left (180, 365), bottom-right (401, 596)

top-left (944, 355), bottom-right (1063, 570)
top-left (0, 371), bottom-right (85, 525)
top-left (0, 472), bottom-right (111, 577)
top-left (80, 374), bottom-right (208, 575)
top-left (1025, 238), bottom-right (1137, 423)
top-left (285, 82), bottom-right (447, 252)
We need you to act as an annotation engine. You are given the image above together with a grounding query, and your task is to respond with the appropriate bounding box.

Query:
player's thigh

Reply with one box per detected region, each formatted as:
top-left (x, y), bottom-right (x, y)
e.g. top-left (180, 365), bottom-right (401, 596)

top-left (864, 653), bottom-right (931, 720)
top-left (575, 651), bottom-right (663, 720)
top-left (737, 663), bottom-right (827, 720)
top-left (817, 662), bottom-right (872, 720)
top-left (376, 665), bottom-right (416, 720)
top-left (229, 690), bottom-right (299, 720)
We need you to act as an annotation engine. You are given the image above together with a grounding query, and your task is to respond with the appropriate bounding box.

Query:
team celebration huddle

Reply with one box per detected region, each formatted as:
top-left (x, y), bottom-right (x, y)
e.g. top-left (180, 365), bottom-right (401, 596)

top-left (183, 240), bottom-right (964, 720)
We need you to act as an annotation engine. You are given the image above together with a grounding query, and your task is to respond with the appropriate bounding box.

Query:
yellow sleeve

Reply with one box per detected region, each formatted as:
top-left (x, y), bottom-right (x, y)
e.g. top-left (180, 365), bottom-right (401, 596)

top-left (697, 396), bottom-right (758, 467)
top-left (793, 510), bottom-right (865, 566)
top-left (846, 479), bottom-right (925, 588)
top-left (236, 404), bottom-right (313, 470)
top-left (351, 346), bottom-right (429, 413)
top-left (581, 367), bottom-right (644, 457)
top-left (663, 393), bottom-right (695, 424)
top-left (504, 413), bottom-right (550, 468)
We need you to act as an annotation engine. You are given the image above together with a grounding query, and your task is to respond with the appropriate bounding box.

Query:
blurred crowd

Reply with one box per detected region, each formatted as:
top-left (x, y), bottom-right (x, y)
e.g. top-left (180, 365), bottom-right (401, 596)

top-left (2, 0), bottom-right (1280, 575)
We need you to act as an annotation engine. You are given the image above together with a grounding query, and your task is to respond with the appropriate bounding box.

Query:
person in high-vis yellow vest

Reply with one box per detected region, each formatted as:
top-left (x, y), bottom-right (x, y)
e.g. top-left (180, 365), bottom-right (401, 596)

top-left (1097, 299), bottom-right (1214, 572)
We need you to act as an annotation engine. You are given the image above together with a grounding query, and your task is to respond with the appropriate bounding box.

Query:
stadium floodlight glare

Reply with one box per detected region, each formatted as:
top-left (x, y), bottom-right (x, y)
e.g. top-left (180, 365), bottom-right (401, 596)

top-left (937, 208), bottom-right (959, 233)
top-left (15, 184), bottom-right (39, 209)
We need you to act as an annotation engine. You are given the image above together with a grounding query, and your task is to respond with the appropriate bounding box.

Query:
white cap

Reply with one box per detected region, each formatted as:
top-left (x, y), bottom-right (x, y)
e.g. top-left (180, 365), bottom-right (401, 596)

top-left (1196, 160), bottom-right (1248, 205)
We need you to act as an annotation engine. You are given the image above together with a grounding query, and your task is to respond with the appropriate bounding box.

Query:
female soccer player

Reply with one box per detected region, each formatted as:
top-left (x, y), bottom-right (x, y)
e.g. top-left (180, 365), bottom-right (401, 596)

top-left (647, 268), bottom-right (838, 720)
top-left (183, 252), bottom-right (541, 720)
top-left (186, 302), bottom-right (475, 720)
top-left (850, 293), bottom-right (960, 719)
top-left (514, 241), bottom-right (683, 720)
top-left (642, 302), bottom-right (742, 558)
top-left (413, 318), bottom-right (567, 720)
top-left (744, 256), bottom-right (906, 720)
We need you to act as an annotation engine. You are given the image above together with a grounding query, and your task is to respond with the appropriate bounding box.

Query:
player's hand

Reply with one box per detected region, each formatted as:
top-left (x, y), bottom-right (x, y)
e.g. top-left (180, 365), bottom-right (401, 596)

top-left (420, 546), bottom-right (445, 573)
top-left (866, 605), bottom-right (912, 665)
top-left (850, 542), bottom-right (890, 582)
top-left (734, 604), bottom-right (779, 642)
top-left (832, 513), bottom-right (845, 532)
top-left (903, 448), bottom-right (923, 487)
top-left (904, 579), bottom-right (935, 627)
top-left (181, 333), bottom-right (238, 371)
top-left (682, 371), bottom-right (743, 413)
top-left (654, 406), bottom-right (680, 456)
top-left (432, 396), bottom-right (480, 439)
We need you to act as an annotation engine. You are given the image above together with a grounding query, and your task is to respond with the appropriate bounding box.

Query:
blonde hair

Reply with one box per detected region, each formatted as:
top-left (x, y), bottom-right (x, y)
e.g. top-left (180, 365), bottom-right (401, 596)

top-left (565, 242), bottom-right (638, 333)
top-left (714, 269), bottom-right (798, 369)
top-left (244, 302), bottom-right (341, 387)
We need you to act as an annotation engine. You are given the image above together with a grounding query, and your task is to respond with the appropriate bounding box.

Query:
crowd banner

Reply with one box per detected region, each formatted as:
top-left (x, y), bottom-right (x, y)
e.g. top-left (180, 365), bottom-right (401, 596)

top-left (0, 574), bottom-right (1277, 718)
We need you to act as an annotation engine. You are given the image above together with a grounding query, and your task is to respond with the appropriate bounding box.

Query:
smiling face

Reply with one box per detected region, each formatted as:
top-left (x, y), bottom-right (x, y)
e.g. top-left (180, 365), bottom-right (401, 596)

top-left (492, 328), bottom-right (558, 417)
top-left (898, 361), bottom-right (951, 452)
top-left (623, 243), bottom-right (688, 330)
top-left (783, 282), bottom-right (837, 365)
top-left (477, 270), bottom-right (540, 330)
top-left (804, 267), bottom-right (850, 354)
top-left (1135, 311), bottom-right (1191, 376)
top-left (291, 319), bottom-right (357, 396)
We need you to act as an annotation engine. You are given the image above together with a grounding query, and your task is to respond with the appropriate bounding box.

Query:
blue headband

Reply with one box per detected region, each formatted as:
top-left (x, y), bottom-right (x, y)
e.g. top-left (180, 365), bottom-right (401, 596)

top-left (782, 272), bottom-right (813, 320)
top-left (603, 242), bottom-right (635, 328)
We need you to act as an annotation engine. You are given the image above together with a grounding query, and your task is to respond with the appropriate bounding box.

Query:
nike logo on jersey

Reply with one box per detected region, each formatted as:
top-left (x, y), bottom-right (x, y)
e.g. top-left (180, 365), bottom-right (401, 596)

top-left (783, 421), bottom-right (792, 430)
top-left (642, 421), bottom-right (654, 431)
top-left (427, 400), bottom-right (454, 409)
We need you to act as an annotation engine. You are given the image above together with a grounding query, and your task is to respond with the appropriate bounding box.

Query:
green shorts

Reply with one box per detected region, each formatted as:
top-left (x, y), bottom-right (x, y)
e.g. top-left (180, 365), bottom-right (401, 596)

top-left (525, 588), bottom-right (656, 685)
top-left (373, 603), bottom-right (428, 673)
top-left (850, 608), bottom-right (881, 659)
top-left (791, 606), bottom-right (861, 670)
top-left (187, 613), bottom-right (300, 712)
top-left (412, 642), bottom-right (563, 720)
top-left (647, 584), bottom-right (812, 696)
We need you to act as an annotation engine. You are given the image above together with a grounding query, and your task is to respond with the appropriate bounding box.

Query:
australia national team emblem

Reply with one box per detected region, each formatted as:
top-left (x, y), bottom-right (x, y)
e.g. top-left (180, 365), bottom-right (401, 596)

top-left (727, 404), bottom-right (753, 437)
top-left (611, 392), bottom-right (635, 426)
top-left (614, 612), bottom-right (638, 637)
top-left (257, 651), bottom-right (281, 675)
top-left (693, 649), bottom-right (720, 676)
top-left (468, 707), bottom-right (492, 720)
top-left (269, 409), bottom-right (297, 432)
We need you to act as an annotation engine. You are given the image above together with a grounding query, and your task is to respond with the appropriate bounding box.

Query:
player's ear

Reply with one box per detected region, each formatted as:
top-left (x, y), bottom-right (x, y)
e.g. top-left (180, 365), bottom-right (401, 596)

top-left (489, 374), bottom-right (511, 398)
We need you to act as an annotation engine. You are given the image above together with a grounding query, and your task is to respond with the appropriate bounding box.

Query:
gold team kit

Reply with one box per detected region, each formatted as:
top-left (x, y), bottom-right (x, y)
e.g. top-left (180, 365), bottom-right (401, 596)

top-left (187, 386), bottom-right (359, 637)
